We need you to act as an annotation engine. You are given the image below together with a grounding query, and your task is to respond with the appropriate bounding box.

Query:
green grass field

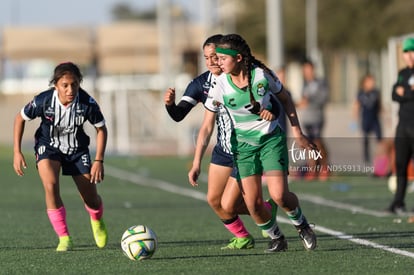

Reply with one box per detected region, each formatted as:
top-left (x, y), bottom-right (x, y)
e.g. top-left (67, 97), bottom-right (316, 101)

top-left (1, 145), bottom-right (414, 274)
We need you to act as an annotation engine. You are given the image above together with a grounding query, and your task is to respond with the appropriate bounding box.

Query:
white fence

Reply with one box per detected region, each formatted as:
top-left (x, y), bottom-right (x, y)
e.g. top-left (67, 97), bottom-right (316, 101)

top-left (1, 38), bottom-right (411, 155)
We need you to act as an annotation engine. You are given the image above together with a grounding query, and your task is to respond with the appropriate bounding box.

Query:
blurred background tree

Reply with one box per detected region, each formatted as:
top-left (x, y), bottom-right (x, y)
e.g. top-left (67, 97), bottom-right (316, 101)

top-left (234, 0), bottom-right (414, 61)
top-left (111, 3), bottom-right (156, 20)
top-left (109, 0), bottom-right (414, 59)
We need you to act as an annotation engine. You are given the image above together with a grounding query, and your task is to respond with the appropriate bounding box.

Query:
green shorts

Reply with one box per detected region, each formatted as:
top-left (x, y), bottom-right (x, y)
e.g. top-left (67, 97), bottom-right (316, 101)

top-left (233, 127), bottom-right (288, 179)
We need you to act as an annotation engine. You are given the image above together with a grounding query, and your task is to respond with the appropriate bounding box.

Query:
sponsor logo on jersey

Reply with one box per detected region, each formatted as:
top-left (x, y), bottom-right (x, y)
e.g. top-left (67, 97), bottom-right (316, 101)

top-left (257, 83), bottom-right (266, 96)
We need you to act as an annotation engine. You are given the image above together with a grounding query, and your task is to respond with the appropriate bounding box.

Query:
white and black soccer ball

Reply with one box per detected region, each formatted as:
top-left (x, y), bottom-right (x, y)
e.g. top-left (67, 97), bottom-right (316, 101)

top-left (121, 225), bottom-right (158, 261)
top-left (388, 175), bottom-right (397, 194)
top-left (387, 175), bottom-right (414, 194)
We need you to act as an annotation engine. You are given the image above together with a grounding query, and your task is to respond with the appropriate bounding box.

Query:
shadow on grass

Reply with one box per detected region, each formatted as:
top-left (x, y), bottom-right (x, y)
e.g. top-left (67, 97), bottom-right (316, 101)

top-left (3, 230), bottom-right (414, 255)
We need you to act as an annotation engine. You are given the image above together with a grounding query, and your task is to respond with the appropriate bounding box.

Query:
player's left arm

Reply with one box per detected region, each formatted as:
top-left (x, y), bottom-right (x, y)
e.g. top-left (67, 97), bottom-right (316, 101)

top-left (260, 72), bottom-right (282, 121)
top-left (86, 95), bottom-right (107, 184)
top-left (188, 109), bottom-right (216, 187)
top-left (90, 125), bottom-right (107, 184)
top-left (277, 87), bottom-right (317, 150)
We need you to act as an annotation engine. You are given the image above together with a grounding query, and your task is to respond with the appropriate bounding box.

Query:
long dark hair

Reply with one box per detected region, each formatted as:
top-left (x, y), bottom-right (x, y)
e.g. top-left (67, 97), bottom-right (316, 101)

top-left (218, 34), bottom-right (277, 113)
top-left (203, 34), bottom-right (223, 49)
top-left (49, 62), bottom-right (83, 86)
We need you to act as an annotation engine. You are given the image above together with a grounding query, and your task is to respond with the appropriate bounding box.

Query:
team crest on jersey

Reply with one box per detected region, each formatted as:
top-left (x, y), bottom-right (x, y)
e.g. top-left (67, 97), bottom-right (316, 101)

top-left (212, 100), bottom-right (222, 107)
top-left (44, 107), bottom-right (55, 121)
top-left (202, 81), bottom-right (211, 90)
top-left (257, 83), bottom-right (266, 96)
top-left (203, 81), bottom-right (211, 95)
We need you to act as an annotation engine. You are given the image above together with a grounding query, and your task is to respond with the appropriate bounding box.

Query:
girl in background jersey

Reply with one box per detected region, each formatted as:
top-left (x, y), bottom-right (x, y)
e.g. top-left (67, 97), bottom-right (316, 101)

top-left (353, 74), bottom-right (382, 163)
top-left (165, 34), bottom-right (280, 249)
top-left (205, 34), bottom-right (317, 252)
top-left (387, 37), bottom-right (414, 214)
top-left (13, 62), bottom-right (108, 252)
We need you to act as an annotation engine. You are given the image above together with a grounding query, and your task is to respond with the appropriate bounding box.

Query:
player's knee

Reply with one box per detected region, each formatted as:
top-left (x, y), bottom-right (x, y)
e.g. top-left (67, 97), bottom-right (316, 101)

top-left (207, 195), bottom-right (221, 210)
top-left (221, 200), bottom-right (236, 215)
top-left (84, 195), bottom-right (102, 209)
top-left (272, 193), bottom-right (294, 208)
top-left (271, 194), bottom-right (284, 206)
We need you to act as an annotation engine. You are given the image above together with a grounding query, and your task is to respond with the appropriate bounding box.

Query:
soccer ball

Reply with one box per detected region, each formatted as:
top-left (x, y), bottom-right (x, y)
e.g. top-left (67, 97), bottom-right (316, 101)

top-left (121, 225), bottom-right (158, 261)
top-left (388, 175), bottom-right (414, 194)
top-left (388, 175), bottom-right (397, 194)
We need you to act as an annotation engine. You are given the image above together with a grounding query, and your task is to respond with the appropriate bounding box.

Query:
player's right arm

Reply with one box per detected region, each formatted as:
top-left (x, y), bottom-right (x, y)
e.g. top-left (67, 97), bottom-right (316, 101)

top-left (188, 109), bottom-right (216, 187)
top-left (164, 88), bottom-right (195, 122)
top-left (165, 73), bottom-right (209, 122)
top-left (13, 92), bottom-right (49, 176)
top-left (13, 112), bottom-right (27, 176)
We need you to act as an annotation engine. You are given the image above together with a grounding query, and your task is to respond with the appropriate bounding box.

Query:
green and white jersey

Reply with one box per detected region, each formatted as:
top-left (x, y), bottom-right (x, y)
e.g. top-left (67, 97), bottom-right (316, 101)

top-left (205, 67), bottom-right (283, 146)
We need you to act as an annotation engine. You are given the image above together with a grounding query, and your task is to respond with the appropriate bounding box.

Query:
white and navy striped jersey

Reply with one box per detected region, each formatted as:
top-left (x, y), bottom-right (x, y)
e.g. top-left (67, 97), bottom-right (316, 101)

top-left (21, 88), bottom-right (105, 155)
top-left (179, 71), bottom-right (233, 154)
top-left (214, 102), bottom-right (233, 154)
top-left (180, 71), bottom-right (212, 106)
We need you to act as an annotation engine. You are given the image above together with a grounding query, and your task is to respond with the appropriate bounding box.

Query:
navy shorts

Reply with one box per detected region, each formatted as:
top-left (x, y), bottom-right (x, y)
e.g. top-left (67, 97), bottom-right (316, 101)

top-left (35, 144), bottom-right (91, 176)
top-left (210, 145), bottom-right (238, 178)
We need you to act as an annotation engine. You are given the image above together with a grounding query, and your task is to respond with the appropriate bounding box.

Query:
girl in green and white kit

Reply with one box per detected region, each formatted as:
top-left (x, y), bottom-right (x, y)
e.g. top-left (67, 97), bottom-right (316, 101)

top-left (204, 34), bottom-right (317, 252)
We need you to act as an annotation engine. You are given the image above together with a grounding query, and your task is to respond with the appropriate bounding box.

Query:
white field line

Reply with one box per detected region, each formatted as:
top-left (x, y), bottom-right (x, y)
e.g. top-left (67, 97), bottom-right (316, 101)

top-left (105, 165), bottom-right (414, 259)
top-left (277, 216), bottom-right (414, 259)
top-left (298, 194), bottom-right (389, 217)
top-left (106, 165), bottom-right (207, 201)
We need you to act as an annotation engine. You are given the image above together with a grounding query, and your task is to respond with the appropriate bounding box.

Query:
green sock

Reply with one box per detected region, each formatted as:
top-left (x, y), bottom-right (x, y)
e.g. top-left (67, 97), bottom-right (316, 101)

top-left (286, 207), bottom-right (304, 226)
top-left (257, 219), bottom-right (283, 239)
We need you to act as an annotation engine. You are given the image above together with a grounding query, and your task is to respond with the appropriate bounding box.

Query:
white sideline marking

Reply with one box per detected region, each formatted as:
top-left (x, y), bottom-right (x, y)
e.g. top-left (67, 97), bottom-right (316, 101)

top-left (105, 166), bottom-right (207, 201)
top-left (298, 194), bottom-right (389, 218)
top-left (106, 165), bottom-right (414, 259)
top-left (277, 216), bottom-right (414, 259)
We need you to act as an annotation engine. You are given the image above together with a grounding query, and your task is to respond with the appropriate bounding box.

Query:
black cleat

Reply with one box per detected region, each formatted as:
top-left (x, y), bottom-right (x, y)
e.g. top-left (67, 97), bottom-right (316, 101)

top-left (296, 223), bottom-right (317, 251)
top-left (265, 235), bottom-right (288, 253)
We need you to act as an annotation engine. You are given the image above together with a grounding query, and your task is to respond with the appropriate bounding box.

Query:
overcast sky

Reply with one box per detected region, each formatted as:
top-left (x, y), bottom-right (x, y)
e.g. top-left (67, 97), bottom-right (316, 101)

top-left (0, 0), bottom-right (198, 27)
